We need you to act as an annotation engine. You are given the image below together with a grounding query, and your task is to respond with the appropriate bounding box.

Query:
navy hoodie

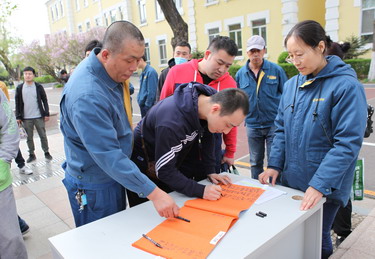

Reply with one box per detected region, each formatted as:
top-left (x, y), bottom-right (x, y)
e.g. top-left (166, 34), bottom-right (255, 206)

top-left (132, 82), bottom-right (217, 198)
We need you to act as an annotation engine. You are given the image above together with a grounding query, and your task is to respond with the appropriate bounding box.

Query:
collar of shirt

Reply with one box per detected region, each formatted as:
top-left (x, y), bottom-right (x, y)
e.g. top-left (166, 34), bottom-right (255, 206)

top-left (89, 48), bottom-right (120, 91)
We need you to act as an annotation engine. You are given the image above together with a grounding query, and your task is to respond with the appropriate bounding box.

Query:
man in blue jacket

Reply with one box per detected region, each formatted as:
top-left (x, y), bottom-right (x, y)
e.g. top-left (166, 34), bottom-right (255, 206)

top-left (236, 35), bottom-right (287, 180)
top-left (127, 83), bottom-right (249, 207)
top-left (137, 55), bottom-right (158, 117)
top-left (60, 21), bottom-right (179, 227)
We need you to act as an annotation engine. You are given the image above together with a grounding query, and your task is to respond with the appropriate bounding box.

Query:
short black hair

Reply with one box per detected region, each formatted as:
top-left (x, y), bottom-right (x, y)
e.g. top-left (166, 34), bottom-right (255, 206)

top-left (102, 21), bottom-right (144, 54)
top-left (174, 41), bottom-right (191, 52)
top-left (23, 66), bottom-right (35, 75)
top-left (284, 20), bottom-right (331, 51)
top-left (85, 39), bottom-right (103, 53)
top-left (210, 88), bottom-right (249, 116)
top-left (208, 36), bottom-right (238, 57)
top-left (60, 69), bottom-right (67, 75)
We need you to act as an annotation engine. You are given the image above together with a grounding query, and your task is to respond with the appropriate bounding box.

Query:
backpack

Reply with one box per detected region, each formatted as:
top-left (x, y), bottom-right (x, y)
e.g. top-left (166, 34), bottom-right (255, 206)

top-left (364, 104), bottom-right (374, 138)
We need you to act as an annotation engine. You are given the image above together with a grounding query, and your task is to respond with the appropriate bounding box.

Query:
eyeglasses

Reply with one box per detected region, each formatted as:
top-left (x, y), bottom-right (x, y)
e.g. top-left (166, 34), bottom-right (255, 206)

top-left (285, 53), bottom-right (306, 64)
top-left (285, 47), bottom-right (316, 64)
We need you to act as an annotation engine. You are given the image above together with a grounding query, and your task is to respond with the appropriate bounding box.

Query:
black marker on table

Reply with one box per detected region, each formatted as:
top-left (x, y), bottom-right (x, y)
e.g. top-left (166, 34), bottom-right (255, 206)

top-left (176, 216), bottom-right (190, 223)
top-left (142, 234), bottom-right (163, 248)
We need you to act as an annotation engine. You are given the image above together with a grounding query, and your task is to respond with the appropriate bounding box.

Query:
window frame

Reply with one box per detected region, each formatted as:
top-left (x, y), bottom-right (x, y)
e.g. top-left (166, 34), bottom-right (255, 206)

top-left (156, 35), bottom-right (168, 67)
top-left (155, 0), bottom-right (165, 21)
top-left (251, 18), bottom-right (267, 48)
top-left (138, 0), bottom-right (147, 25)
top-left (228, 23), bottom-right (243, 56)
top-left (361, 0), bottom-right (375, 42)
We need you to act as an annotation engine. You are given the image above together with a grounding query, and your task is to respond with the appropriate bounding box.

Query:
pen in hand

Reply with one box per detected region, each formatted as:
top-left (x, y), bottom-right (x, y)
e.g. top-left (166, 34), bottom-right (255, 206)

top-left (142, 234), bottom-right (163, 248)
top-left (176, 216), bottom-right (190, 222)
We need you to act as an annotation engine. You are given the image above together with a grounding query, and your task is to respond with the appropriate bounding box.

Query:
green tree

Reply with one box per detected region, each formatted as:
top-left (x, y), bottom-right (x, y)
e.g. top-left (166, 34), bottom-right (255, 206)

top-left (0, 0), bottom-right (22, 80)
top-left (157, 0), bottom-right (188, 49)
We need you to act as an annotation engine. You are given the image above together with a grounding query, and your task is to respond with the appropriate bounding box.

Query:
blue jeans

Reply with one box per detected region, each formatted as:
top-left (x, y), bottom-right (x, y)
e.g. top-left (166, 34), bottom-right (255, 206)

top-left (322, 201), bottom-right (340, 259)
top-left (246, 126), bottom-right (276, 179)
top-left (63, 174), bottom-right (126, 227)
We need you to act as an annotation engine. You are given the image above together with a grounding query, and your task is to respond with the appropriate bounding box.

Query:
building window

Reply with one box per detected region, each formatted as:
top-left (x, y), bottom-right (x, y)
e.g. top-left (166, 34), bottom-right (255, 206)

top-left (78, 24), bottom-right (82, 33)
top-left (145, 42), bottom-right (151, 65)
top-left (118, 6), bottom-right (124, 20)
top-left (208, 28), bottom-right (220, 43)
top-left (362, 0), bottom-right (375, 42)
top-left (252, 19), bottom-right (267, 46)
top-left (155, 0), bottom-right (164, 21)
top-left (95, 17), bottom-right (101, 26)
top-left (174, 0), bottom-right (182, 9)
top-left (83, 0), bottom-right (88, 8)
top-left (229, 24), bottom-right (242, 56)
top-left (138, 0), bottom-right (147, 24)
top-left (110, 9), bottom-right (116, 23)
top-left (86, 21), bottom-right (91, 31)
top-left (158, 39), bottom-right (167, 65)
top-left (59, 0), bottom-right (64, 17)
top-left (75, 0), bottom-right (80, 11)
top-left (50, 7), bottom-right (54, 21)
top-left (104, 13), bottom-right (109, 26)
top-left (206, 0), bottom-right (218, 5)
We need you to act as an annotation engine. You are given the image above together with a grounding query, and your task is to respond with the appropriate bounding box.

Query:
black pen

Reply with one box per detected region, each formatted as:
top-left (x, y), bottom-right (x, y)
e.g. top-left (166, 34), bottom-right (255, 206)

top-left (142, 234), bottom-right (163, 248)
top-left (176, 216), bottom-right (190, 222)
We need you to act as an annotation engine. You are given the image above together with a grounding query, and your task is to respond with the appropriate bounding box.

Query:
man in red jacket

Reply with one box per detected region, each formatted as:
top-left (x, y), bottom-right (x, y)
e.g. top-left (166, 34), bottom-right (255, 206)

top-left (160, 36), bottom-right (238, 170)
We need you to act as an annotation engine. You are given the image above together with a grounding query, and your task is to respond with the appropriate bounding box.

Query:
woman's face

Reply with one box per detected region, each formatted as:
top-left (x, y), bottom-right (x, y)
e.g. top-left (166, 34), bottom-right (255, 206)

top-left (286, 36), bottom-right (326, 76)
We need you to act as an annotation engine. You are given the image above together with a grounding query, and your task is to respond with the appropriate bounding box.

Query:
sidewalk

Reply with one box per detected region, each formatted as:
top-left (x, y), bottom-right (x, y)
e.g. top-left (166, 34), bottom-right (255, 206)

top-left (12, 129), bottom-right (375, 258)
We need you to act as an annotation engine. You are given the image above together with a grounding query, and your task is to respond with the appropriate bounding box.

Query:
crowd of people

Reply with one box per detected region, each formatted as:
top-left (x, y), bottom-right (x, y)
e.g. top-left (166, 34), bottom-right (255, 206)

top-left (0, 19), bottom-right (369, 259)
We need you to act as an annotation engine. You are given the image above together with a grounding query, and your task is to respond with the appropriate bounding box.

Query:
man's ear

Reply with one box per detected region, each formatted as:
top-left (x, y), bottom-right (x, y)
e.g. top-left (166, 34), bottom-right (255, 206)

top-left (204, 50), bottom-right (211, 60)
top-left (211, 103), bottom-right (221, 114)
top-left (101, 49), bottom-right (110, 62)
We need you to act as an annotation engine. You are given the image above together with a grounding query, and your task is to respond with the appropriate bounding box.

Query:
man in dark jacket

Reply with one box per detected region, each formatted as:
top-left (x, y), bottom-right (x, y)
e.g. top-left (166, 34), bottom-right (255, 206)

top-left (127, 82), bottom-right (249, 207)
top-left (155, 41), bottom-right (191, 101)
top-left (15, 66), bottom-right (52, 163)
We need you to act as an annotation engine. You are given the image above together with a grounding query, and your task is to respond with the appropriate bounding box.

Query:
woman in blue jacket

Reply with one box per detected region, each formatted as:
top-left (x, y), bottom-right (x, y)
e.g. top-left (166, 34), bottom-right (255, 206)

top-left (259, 20), bottom-right (367, 259)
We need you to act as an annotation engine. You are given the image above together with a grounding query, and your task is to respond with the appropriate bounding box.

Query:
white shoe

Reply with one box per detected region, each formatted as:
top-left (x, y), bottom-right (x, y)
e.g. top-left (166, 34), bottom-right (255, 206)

top-left (19, 166), bottom-right (33, 175)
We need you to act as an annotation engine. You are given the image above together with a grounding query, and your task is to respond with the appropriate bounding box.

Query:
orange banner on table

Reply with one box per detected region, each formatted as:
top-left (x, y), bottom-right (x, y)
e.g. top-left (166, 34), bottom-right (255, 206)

top-left (132, 184), bottom-right (264, 259)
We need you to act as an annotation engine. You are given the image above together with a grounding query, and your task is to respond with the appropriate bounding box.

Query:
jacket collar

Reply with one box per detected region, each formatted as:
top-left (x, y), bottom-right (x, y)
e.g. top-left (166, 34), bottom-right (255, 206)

top-left (89, 48), bottom-right (120, 90)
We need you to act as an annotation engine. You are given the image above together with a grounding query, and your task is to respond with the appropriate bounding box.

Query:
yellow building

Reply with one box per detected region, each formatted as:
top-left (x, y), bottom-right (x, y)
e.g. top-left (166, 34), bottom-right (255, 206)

top-left (46, 0), bottom-right (373, 72)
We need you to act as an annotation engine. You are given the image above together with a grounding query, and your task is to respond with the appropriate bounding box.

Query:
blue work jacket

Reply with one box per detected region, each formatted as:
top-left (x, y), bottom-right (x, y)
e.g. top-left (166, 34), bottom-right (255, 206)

top-left (236, 59), bottom-right (287, 128)
top-left (60, 49), bottom-right (155, 197)
top-left (137, 64), bottom-right (158, 108)
top-left (268, 55), bottom-right (367, 206)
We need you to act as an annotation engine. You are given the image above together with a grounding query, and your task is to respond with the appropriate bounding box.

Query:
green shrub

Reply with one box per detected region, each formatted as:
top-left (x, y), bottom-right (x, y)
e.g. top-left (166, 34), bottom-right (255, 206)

top-left (34, 75), bottom-right (56, 84)
top-left (228, 64), bottom-right (242, 79)
top-left (191, 49), bottom-right (204, 59)
top-left (278, 51), bottom-right (289, 64)
top-left (344, 59), bottom-right (370, 79)
top-left (279, 58), bottom-right (370, 79)
top-left (54, 83), bottom-right (64, 88)
top-left (279, 63), bottom-right (299, 79)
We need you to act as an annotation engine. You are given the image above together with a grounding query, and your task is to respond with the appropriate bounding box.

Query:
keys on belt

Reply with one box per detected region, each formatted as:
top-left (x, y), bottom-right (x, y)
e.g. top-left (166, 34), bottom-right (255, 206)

top-left (75, 189), bottom-right (87, 213)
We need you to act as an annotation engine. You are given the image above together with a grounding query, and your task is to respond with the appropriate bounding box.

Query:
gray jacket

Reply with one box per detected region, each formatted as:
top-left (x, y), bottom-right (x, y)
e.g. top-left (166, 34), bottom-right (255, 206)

top-left (0, 90), bottom-right (19, 163)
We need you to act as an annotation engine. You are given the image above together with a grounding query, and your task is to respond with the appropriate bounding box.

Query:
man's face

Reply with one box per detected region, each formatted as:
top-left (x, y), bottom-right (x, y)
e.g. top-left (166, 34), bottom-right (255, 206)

top-left (101, 39), bottom-right (144, 83)
top-left (203, 49), bottom-right (234, 80)
top-left (174, 46), bottom-right (191, 60)
top-left (247, 48), bottom-right (266, 66)
top-left (207, 106), bottom-right (245, 134)
top-left (23, 71), bottom-right (35, 83)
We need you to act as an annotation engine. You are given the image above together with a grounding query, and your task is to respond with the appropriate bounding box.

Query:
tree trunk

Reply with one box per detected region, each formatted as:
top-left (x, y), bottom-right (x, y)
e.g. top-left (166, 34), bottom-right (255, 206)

top-left (368, 20), bottom-right (375, 81)
top-left (0, 49), bottom-right (18, 80)
top-left (157, 0), bottom-right (188, 49)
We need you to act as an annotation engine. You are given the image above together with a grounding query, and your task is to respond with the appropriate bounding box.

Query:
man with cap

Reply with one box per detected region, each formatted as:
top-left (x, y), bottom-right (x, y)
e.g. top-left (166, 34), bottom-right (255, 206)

top-left (235, 35), bottom-right (287, 181)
